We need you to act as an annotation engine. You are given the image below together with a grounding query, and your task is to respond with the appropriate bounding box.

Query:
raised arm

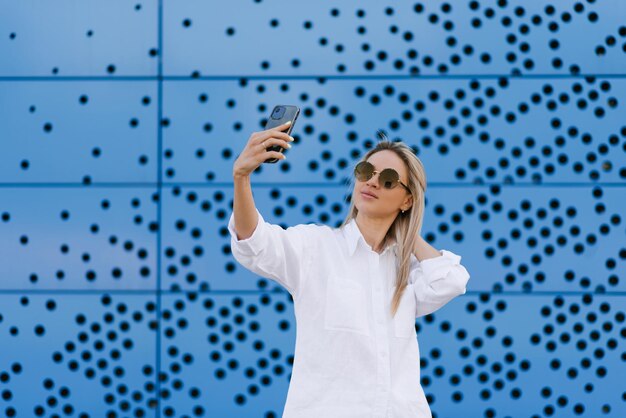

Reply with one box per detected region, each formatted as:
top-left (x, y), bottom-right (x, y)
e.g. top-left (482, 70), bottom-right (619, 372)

top-left (232, 174), bottom-right (259, 241)
top-left (230, 122), bottom-right (315, 299)
top-left (232, 121), bottom-right (293, 240)
top-left (410, 249), bottom-right (470, 318)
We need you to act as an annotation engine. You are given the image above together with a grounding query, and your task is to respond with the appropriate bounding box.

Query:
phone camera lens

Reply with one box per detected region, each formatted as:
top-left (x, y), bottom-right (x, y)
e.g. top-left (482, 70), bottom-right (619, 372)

top-left (271, 106), bottom-right (286, 120)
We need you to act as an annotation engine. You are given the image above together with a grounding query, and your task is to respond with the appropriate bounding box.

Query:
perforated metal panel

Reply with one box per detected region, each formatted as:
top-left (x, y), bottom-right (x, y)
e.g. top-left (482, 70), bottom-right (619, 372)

top-left (0, 1), bottom-right (624, 417)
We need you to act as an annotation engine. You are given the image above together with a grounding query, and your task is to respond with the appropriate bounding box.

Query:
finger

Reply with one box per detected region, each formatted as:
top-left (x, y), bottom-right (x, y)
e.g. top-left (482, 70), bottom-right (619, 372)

top-left (258, 137), bottom-right (291, 151)
top-left (266, 120), bottom-right (292, 132)
top-left (258, 150), bottom-right (286, 162)
top-left (258, 130), bottom-right (294, 143)
top-left (269, 151), bottom-right (287, 160)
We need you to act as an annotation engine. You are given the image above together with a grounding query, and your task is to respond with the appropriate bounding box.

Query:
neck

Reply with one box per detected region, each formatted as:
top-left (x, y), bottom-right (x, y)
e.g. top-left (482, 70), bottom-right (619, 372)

top-left (354, 213), bottom-right (395, 253)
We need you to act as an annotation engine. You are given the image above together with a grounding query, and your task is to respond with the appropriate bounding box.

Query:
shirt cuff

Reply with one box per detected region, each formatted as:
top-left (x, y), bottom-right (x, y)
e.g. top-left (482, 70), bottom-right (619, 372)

top-left (419, 249), bottom-right (462, 277)
top-left (228, 208), bottom-right (268, 256)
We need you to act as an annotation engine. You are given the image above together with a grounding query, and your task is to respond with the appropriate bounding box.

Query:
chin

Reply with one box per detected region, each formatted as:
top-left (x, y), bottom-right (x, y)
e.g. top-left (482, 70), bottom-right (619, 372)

top-left (355, 204), bottom-right (378, 216)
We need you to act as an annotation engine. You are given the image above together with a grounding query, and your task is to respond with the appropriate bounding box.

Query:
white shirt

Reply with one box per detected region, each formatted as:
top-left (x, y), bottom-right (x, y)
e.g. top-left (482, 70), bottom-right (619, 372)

top-left (228, 208), bottom-right (471, 418)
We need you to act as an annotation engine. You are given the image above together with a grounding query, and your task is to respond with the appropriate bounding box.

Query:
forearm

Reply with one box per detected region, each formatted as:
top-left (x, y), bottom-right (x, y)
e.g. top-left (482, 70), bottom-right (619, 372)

top-left (233, 174), bottom-right (259, 240)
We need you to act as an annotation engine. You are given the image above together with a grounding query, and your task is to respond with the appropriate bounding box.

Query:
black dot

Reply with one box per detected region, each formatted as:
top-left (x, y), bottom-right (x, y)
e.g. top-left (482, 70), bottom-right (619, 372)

top-left (606, 35), bottom-right (616, 46)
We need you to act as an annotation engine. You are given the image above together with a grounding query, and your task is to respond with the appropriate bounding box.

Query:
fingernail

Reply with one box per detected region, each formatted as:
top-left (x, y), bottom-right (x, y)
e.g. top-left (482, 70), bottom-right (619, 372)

top-left (285, 121), bottom-right (291, 125)
top-left (289, 136), bottom-right (295, 141)
top-left (286, 143), bottom-right (292, 148)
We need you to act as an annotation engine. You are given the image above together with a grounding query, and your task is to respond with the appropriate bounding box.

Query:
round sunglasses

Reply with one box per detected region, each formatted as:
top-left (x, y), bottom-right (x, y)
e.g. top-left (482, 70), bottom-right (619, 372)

top-left (354, 161), bottom-right (411, 192)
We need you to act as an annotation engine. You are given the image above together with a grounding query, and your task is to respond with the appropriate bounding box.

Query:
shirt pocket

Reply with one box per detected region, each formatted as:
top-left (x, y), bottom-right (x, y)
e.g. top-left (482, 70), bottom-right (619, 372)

top-left (393, 285), bottom-right (417, 338)
top-left (324, 277), bottom-right (371, 337)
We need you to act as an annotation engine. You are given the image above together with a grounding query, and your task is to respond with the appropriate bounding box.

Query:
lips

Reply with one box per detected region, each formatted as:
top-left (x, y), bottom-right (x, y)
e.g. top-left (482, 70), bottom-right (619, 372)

top-left (361, 190), bottom-right (378, 199)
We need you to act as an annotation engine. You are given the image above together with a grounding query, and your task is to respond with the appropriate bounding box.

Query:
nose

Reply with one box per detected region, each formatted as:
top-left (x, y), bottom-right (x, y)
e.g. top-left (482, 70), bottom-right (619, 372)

top-left (365, 172), bottom-right (380, 188)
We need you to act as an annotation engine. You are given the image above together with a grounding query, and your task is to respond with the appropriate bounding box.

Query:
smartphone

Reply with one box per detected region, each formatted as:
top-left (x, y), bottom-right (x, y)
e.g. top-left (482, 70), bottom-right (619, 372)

top-left (263, 105), bottom-right (300, 164)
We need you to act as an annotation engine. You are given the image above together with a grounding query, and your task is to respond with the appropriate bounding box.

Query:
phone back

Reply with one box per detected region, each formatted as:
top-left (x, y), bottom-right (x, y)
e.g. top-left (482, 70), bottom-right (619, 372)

top-left (264, 105), bottom-right (300, 163)
top-left (264, 105), bottom-right (300, 134)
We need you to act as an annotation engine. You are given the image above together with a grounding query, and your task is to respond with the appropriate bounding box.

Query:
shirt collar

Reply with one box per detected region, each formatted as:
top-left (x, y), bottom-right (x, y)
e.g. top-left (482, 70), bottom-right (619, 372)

top-left (343, 218), bottom-right (398, 257)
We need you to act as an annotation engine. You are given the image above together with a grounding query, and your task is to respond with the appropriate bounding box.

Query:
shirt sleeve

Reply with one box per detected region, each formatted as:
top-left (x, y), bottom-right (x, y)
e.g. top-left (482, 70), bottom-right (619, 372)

top-left (409, 249), bottom-right (470, 318)
top-left (228, 208), bottom-right (313, 300)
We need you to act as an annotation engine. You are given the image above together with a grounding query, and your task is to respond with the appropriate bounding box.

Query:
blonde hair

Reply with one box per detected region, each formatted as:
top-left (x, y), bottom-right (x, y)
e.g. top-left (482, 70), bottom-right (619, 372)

top-left (340, 133), bottom-right (427, 318)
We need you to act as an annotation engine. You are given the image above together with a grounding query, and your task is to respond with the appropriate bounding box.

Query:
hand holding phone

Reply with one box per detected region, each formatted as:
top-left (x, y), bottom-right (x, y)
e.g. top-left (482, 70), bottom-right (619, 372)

top-left (233, 120), bottom-right (295, 178)
top-left (263, 105), bottom-right (300, 164)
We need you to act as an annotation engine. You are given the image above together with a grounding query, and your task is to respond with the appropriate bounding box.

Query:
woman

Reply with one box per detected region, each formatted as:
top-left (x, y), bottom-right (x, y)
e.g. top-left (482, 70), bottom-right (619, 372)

top-left (229, 122), bottom-right (471, 418)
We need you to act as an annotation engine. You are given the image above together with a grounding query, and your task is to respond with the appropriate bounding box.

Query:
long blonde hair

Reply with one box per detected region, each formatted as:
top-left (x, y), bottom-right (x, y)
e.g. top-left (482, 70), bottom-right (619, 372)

top-left (340, 134), bottom-right (427, 318)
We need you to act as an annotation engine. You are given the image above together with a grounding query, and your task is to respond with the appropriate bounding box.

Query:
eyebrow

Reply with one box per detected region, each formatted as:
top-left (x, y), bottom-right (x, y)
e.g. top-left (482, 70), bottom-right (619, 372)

top-left (369, 162), bottom-right (392, 171)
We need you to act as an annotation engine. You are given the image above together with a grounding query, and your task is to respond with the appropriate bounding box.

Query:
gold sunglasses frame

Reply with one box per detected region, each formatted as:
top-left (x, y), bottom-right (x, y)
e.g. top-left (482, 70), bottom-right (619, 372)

top-left (354, 161), bottom-right (411, 193)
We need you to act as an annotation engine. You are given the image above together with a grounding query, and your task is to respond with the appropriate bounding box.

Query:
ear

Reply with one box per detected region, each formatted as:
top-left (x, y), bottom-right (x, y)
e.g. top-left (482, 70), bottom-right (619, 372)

top-left (403, 194), bottom-right (413, 211)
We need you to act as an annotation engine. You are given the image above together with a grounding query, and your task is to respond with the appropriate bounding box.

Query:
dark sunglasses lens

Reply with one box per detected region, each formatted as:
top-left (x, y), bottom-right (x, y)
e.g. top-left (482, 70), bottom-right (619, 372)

top-left (354, 162), bottom-right (373, 181)
top-left (380, 169), bottom-right (399, 189)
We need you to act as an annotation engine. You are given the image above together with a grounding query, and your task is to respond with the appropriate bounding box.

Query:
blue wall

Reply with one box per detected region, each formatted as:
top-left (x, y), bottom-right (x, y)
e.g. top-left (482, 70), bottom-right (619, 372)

top-left (0, 1), bottom-right (624, 417)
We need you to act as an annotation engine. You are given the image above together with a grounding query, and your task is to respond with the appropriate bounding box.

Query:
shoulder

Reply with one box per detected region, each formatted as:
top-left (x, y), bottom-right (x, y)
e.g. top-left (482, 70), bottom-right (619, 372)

top-left (285, 221), bottom-right (346, 242)
top-left (267, 220), bottom-right (332, 239)
top-left (271, 220), bottom-right (351, 252)
top-left (285, 221), bottom-right (334, 236)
